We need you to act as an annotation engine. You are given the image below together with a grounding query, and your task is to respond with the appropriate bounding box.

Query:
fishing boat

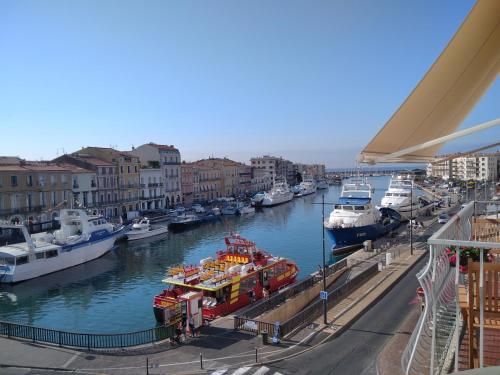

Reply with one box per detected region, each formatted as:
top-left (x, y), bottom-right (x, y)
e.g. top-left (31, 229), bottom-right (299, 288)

top-left (324, 180), bottom-right (401, 252)
top-left (379, 175), bottom-right (424, 221)
top-left (153, 234), bottom-right (299, 322)
top-left (168, 214), bottom-right (202, 233)
top-left (0, 209), bottom-right (122, 283)
top-left (291, 185), bottom-right (302, 195)
top-left (254, 180), bottom-right (294, 207)
top-left (125, 218), bottom-right (168, 241)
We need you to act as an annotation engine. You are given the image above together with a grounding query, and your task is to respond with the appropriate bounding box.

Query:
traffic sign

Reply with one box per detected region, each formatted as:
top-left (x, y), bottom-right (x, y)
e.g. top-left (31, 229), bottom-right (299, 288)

top-left (320, 291), bottom-right (328, 300)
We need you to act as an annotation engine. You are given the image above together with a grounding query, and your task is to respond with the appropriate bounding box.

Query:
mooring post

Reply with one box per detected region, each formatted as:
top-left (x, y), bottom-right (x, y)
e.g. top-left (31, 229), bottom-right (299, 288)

top-left (200, 353), bottom-right (203, 369)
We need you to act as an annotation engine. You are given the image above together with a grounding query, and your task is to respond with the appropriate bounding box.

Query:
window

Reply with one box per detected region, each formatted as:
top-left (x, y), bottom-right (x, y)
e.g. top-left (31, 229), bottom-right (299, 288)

top-left (61, 174), bottom-right (67, 184)
top-left (275, 262), bottom-right (286, 276)
top-left (127, 166), bottom-right (131, 173)
top-left (16, 256), bottom-right (29, 265)
top-left (10, 175), bottom-right (18, 187)
top-left (45, 250), bottom-right (58, 258)
top-left (109, 167), bottom-right (113, 174)
top-left (38, 175), bottom-right (45, 187)
top-left (354, 206), bottom-right (365, 211)
top-left (50, 175), bottom-right (56, 186)
top-left (26, 175), bottom-right (33, 186)
top-left (101, 167), bottom-right (107, 175)
top-left (36, 252), bottom-right (45, 260)
top-left (51, 191), bottom-right (57, 205)
top-left (40, 192), bottom-right (46, 206)
top-left (134, 166), bottom-right (137, 173)
top-left (120, 166), bottom-right (123, 174)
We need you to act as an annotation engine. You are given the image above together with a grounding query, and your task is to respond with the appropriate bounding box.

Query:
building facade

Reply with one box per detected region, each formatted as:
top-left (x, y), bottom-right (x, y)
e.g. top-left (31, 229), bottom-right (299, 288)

top-left (295, 163), bottom-right (326, 179)
top-left (193, 165), bottom-right (221, 203)
top-left (251, 168), bottom-right (273, 193)
top-left (426, 153), bottom-right (499, 181)
top-left (129, 143), bottom-right (182, 207)
top-left (77, 147), bottom-right (141, 215)
top-left (54, 153), bottom-right (121, 218)
top-left (250, 155), bottom-right (297, 185)
top-left (139, 168), bottom-right (165, 211)
top-left (0, 160), bottom-right (73, 224)
top-left (181, 163), bottom-right (194, 206)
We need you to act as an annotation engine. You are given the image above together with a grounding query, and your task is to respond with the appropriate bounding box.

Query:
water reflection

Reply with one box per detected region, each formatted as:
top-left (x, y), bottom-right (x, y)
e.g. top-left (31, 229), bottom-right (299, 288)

top-left (0, 177), bottom-right (391, 332)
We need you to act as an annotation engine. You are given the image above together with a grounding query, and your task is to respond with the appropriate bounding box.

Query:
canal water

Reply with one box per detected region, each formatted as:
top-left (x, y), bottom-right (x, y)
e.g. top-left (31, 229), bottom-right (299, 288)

top-left (0, 176), bottom-right (393, 333)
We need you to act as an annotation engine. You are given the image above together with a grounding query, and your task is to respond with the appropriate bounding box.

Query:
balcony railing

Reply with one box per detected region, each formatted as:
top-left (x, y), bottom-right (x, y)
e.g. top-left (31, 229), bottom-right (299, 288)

top-left (402, 200), bottom-right (500, 375)
top-left (0, 205), bottom-right (46, 217)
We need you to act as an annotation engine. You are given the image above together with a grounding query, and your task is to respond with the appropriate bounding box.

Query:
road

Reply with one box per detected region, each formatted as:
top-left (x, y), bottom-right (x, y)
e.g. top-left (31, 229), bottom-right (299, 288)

top-left (263, 254), bottom-right (428, 375)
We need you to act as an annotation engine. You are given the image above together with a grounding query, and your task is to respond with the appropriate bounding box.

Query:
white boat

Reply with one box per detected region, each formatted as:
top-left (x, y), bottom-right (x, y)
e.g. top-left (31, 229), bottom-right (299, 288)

top-left (222, 201), bottom-right (244, 215)
top-left (256, 180), bottom-right (294, 207)
top-left (316, 179), bottom-right (329, 190)
top-left (379, 175), bottom-right (422, 221)
top-left (297, 179), bottom-right (317, 196)
top-left (0, 209), bottom-right (121, 283)
top-left (239, 205), bottom-right (255, 215)
top-left (291, 185), bottom-right (301, 195)
top-left (191, 204), bottom-right (206, 214)
top-left (125, 218), bottom-right (168, 241)
top-left (324, 180), bottom-right (401, 251)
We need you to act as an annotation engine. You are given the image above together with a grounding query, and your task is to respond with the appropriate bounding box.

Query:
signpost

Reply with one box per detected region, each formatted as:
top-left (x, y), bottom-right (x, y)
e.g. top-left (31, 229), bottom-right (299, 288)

top-left (320, 291), bottom-right (328, 300)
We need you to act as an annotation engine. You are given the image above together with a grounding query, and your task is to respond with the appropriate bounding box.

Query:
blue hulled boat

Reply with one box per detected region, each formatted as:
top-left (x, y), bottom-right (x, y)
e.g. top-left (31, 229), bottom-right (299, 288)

top-left (324, 180), bottom-right (401, 252)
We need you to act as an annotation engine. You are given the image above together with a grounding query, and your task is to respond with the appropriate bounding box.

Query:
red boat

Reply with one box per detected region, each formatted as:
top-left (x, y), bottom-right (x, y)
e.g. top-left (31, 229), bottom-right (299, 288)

top-left (153, 234), bottom-right (299, 323)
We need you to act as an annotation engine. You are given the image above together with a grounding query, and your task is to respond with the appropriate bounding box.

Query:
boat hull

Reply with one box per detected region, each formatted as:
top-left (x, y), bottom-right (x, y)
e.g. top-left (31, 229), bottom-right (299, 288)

top-left (258, 193), bottom-right (294, 207)
top-left (126, 227), bottom-right (169, 241)
top-left (168, 220), bottom-right (202, 233)
top-left (327, 209), bottom-right (400, 253)
top-left (0, 234), bottom-right (118, 283)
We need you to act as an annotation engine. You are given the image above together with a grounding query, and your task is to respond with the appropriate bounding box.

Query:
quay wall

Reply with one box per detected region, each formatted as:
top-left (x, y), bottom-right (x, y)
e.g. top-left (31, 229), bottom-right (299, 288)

top-left (258, 268), bottom-right (346, 323)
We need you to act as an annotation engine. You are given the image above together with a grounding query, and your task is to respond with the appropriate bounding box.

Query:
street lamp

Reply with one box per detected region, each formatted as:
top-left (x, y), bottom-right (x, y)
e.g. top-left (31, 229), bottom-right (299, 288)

top-left (322, 194), bottom-right (327, 325)
top-left (410, 179), bottom-right (413, 256)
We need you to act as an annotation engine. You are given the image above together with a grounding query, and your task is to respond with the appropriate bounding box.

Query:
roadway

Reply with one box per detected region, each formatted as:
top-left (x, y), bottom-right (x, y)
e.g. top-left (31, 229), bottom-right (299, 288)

top-left (262, 254), bottom-right (428, 375)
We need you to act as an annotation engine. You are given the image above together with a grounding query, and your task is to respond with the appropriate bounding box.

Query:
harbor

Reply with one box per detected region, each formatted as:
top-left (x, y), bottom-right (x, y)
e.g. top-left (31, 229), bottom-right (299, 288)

top-left (0, 175), bottom-right (429, 333)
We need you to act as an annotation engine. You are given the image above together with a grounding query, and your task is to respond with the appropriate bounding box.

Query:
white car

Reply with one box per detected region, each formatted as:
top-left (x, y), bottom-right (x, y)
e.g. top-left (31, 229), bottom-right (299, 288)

top-left (438, 213), bottom-right (450, 224)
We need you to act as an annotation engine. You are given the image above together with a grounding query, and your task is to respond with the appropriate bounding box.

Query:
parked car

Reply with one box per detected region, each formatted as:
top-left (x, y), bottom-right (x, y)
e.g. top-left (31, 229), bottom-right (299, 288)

top-left (438, 213), bottom-right (450, 224)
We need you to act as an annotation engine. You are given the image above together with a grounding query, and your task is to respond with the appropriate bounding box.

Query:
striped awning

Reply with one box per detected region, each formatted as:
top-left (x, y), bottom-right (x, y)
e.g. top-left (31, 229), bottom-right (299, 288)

top-left (359, 0), bottom-right (500, 164)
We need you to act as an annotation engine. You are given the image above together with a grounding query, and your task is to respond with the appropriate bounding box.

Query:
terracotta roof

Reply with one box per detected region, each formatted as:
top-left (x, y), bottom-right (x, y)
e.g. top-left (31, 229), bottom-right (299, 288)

top-left (0, 156), bottom-right (22, 165)
top-left (147, 143), bottom-right (179, 152)
top-left (55, 163), bottom-right (94, 173)
top-left (0, 163), bottom-right (73, 172)
top-left (64, 154), bottom-right (114, 166)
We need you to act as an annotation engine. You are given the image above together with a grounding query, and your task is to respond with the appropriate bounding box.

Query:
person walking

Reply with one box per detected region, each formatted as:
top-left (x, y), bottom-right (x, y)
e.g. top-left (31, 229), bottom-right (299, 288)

top-left (189, 314), bottom-right (195, 338)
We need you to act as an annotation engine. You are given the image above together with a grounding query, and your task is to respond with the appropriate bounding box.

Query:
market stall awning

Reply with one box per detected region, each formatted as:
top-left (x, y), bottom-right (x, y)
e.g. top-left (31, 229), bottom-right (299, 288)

top-left (358, 0), bottom-right (500, 164)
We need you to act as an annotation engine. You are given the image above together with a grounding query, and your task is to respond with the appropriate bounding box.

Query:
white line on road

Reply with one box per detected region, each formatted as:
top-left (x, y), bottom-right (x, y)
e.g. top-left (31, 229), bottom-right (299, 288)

top-left (62, 353), bottom-right (80, 368)
top-left (253, 366), bottom-right (270, 375)
top-left (211, 369), bottom-right (228, 375)
top-left (232, 366), bottom-right (251, 375)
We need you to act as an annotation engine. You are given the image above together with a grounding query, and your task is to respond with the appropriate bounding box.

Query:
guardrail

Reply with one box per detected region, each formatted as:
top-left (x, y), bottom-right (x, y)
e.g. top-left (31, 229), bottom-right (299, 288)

top-left (0, 321), bottom-right (176, 349)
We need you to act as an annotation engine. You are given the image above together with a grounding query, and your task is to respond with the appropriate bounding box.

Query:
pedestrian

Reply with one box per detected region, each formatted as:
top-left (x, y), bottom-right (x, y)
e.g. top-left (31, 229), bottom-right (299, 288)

top-left (247, 289), bottom-right (254, 304)
top-left (263, 287), bottom-right (269, 300)
top-left (189, 314), bottom-right (195, 338)
top-left (181, 313), bottom-right (187, 340)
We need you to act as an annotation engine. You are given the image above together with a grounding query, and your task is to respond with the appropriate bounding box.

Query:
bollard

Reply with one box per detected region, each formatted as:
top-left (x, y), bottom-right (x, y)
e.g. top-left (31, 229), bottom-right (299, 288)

top-left (146, 357), bottom-right (149, 375)
top-left (200, 353), bottom-right (203, 369)
top-left (255, 347), bottom-right (258, 363)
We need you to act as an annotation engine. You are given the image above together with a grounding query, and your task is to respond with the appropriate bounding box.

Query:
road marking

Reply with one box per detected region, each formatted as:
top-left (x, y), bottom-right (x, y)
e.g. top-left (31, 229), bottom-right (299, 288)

top-left (253, 366), bottom-right (270, 375)
top-left (62, 353), bottom-right (79, 368)
top-left (232, 366), bottom-right (251, 375)
top-left (273, 372), bottom-right (284, 375)
top-left (211, 369), bottom-right (228, 375)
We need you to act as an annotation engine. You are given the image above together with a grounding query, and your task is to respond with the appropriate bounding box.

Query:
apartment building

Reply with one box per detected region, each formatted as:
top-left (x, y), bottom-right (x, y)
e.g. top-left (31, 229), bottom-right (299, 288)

top-left (0, 160), bottom-right (73, 224)
top-left (250, 155), bottom-right (297, 185)
top-left (129, 143), bottom-right (182, 208)
top-left (181, 163), bottom-right (194, 206)
top-left (192, 158), bottom-right (249, 198)
top-left (139, 168), bottom-right (165, 211)
top-left (53, 153), bottom-right (120, 218)
top-left (295, 163), bottom-right (326, 179)
top-left (193, 165), bottom-right (222, 203)
top-left (77, 147), bottom-right (141, 214)
top-left (239, 164), bottom-right (252, 196)
top-left (251, 168), bottom-right (273, 193)
top-left (426, 153), bottom-right (499, 181)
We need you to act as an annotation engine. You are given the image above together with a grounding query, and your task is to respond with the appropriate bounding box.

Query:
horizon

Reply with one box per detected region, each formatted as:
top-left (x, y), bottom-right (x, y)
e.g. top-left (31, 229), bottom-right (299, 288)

top-left (1, 0), bottom-right (498, 167)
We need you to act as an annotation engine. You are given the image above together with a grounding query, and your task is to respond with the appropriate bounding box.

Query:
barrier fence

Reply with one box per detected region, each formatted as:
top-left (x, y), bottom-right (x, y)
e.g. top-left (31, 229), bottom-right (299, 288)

top-left (0, 321), bottom-right (176, 349)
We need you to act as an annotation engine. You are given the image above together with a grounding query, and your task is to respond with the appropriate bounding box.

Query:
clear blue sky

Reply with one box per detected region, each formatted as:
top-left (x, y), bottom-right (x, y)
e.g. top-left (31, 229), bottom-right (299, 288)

top-left (0, 0), bottom-right (498, 167)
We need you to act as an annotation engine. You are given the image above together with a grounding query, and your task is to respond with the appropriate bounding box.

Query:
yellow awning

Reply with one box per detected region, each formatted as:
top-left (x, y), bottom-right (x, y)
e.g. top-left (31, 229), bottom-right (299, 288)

top-left (359, 0), bottom-right (500, 164)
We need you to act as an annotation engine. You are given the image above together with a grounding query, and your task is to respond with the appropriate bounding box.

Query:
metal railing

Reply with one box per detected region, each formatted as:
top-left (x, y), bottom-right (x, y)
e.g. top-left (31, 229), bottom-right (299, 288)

top-left (0, 321), bottom-right (176, 349)
top-left (401, 200), bottom-right (500, 375)
top-left (280, 262), bottom-right (378, 336)
top-left (233, 317), bottom-right (277, 336)
top-left (239, 259), bottom-right (347, 320)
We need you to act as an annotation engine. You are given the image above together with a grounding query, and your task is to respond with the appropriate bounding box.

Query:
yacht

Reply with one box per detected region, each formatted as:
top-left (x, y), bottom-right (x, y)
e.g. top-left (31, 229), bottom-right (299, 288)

top-left (291, 185), bottom-right (302, 195)
top-left (0, 209), bottom-right (122, 283)
top-left (324, 180), bottom-right (401, 252)
top-left (125, 218), bottom-right (168, 241)
top-left (316, 179), bottom-right (329, 190)
top-left (168, 213), bottom-right (202, 233)
top-left (379, 175), bottom-right (422, 221)
top-left (254, 180), bottom-right (294, 207)
top-left (297, 179), bottom-right (317, 197)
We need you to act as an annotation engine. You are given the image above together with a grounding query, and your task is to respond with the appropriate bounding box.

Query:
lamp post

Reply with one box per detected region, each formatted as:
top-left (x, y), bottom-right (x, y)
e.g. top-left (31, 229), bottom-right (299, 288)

top-left (322, 194), bottom-right (327, 324)
top-left (410, 180), bottom-right (413, 256)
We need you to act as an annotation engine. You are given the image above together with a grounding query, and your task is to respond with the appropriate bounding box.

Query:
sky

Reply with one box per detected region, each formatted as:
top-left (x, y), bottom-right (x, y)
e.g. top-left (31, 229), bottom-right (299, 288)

top-left (0, 0), bottom-right (498, 168)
